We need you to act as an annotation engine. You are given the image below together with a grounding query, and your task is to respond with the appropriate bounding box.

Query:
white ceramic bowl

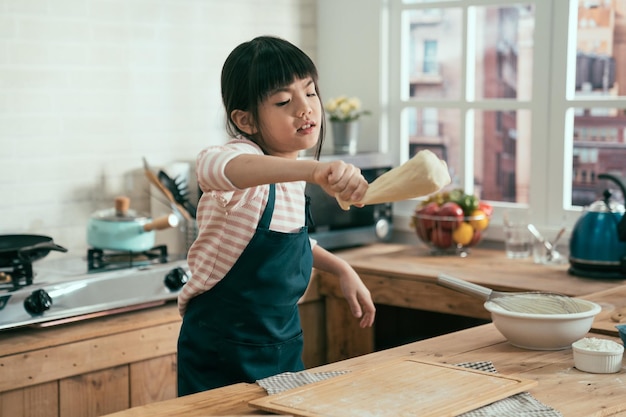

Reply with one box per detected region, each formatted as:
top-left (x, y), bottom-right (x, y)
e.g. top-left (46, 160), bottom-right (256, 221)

top-left (572, 337), bottom-right (624, 373)
top-left (484, 298), bottom-right (602, 350)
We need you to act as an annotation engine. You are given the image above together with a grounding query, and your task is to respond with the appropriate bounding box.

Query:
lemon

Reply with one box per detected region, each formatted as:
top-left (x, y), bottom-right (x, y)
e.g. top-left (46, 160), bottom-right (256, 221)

top-left (469, 209), bottom-right (489, 231)
top-left (452, 222), bottom-right (474, 245)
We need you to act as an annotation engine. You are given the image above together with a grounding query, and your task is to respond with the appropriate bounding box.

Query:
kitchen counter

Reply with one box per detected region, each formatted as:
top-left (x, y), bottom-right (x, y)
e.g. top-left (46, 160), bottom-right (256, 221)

top-left (101, 323), bottom-right (626, 417)
top-left (329, 243), bottom-right (624, 299)
top-left (316, 243), bottom-right (626, 362)
top-left (4, 242), bottom-right (625, 416)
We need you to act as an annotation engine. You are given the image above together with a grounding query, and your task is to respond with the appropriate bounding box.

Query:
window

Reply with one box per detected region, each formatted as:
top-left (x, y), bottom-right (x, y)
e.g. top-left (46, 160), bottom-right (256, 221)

top-left (422, 40), bottom-right (439, 74)
top-left (389, 0), bottom-right (626, 234)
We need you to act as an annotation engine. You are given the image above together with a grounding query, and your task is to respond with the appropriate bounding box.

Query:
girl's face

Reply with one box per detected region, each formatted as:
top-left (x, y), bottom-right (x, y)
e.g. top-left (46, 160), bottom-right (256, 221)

top-left (255, 77), bottom-right (322, 158)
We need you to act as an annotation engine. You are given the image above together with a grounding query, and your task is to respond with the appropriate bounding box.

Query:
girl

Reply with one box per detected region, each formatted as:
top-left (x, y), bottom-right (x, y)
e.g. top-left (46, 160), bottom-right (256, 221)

top-left (176, 36), bottom-right (376, 396)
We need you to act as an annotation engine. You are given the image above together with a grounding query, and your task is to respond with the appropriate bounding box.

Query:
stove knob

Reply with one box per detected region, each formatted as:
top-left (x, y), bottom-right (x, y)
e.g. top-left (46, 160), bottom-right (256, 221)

top-left (164, 267), bottom-right (189, 291)
top-left (24, 289), bottom-right (52, 315)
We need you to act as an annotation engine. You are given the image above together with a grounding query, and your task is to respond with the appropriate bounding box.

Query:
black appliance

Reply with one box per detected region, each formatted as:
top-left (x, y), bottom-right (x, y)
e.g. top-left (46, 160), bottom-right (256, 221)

top-left (305, 153), bottom-right (393, 250)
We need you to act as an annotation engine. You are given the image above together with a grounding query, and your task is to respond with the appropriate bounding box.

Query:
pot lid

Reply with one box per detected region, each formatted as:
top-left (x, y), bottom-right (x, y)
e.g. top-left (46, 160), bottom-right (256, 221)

top-left (586, 173), bottom-right (626, 214)
top-left (92, 196), bottom-right (150, 222)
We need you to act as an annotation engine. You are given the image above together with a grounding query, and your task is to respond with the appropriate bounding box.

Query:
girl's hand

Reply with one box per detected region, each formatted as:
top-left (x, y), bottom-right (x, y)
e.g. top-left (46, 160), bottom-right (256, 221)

top-left (313, 161), bottom-right (368, 205)
top-left (311, 245), bottom-right (375, 328)
top-left (338, 268), bottom-right (376, 328)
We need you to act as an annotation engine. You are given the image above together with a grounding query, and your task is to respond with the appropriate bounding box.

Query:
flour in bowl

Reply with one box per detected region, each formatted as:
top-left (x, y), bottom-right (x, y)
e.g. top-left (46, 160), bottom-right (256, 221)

top-left (573, 337), bottom-right (624, 353)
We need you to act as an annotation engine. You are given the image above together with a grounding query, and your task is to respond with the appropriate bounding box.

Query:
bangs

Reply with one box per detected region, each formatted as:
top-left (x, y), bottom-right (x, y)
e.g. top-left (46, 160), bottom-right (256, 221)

top-left (251, 40), bottom-right (318, 101)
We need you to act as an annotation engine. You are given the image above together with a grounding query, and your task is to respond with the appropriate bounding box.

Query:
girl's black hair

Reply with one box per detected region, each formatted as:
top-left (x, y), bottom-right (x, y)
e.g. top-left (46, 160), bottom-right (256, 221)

top-left (221, 36), bottom-right (325, 159)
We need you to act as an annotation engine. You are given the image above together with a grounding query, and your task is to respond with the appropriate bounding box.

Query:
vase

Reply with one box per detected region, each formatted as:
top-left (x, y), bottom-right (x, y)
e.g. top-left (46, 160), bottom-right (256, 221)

top-left (331, 121), bottom-right (359, 155)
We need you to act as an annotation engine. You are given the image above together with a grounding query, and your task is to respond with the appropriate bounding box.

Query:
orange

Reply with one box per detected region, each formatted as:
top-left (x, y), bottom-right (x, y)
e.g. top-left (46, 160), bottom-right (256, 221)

top-left (452, 222), bottom-right (474, 245)
top-left (469, 209), bottom-right (489, 231)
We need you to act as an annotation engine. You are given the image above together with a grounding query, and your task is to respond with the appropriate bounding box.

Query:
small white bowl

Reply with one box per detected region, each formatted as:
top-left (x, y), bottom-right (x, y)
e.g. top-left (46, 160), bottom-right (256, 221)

top-left (572, 337), bottom-right (624, 374)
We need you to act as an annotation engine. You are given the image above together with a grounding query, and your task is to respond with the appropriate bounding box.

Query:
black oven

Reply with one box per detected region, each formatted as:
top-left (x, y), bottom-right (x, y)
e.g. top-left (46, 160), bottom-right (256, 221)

top-left (306, 153), bottom-right (393, 250)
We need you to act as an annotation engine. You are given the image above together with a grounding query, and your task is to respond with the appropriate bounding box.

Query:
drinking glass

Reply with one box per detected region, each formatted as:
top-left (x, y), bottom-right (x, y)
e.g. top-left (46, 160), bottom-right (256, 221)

top-left (504, 223), bottom-right (531, 259)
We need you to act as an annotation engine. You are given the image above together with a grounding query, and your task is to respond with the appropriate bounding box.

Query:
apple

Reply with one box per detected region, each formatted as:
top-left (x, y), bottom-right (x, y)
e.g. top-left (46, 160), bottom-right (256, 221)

top-left (431, 227), bottom-right (453, 249)
top-left (415, 222), bottom-right (432, 242)
top-left (469, 229), bottom-right (483, 246)
top-left (436, 202), bottom-right (464, 230)
top-left (478, 201), bottom-right (494, 217)
top-left (415, 201), bottom-right (439, 231)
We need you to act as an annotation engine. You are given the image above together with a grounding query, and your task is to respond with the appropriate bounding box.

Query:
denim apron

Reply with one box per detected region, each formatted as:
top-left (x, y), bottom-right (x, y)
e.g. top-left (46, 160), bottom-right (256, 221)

top-left (177, 184), bottom-right (313, 396)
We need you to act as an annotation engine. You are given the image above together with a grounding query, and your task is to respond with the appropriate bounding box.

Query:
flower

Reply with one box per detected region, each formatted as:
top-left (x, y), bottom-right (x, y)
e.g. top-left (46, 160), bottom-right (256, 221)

top-left (324, 95), bottom-right (371, 122)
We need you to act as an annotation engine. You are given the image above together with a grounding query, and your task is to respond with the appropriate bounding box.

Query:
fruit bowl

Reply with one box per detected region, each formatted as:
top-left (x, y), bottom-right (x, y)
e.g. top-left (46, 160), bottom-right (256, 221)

top-left (411, 211), bottom-right (490, 256)
top-left (411, 190), bottom-right (493, 256)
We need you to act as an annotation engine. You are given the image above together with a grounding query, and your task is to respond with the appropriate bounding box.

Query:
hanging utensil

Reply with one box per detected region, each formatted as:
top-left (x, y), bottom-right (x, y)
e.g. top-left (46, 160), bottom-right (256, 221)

top-left (142, 157), bottom-right (193, 221)
top-left (437, 273), bottom-right (586, 314)
top-left (157, 170), bottom-right (196, 218)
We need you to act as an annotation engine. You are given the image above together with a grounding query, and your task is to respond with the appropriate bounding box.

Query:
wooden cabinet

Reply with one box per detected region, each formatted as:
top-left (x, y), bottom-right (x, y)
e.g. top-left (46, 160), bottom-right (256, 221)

top-left (0, 277), bottom-right (326, 417)
top-left (0, 306), bottom-right (181, 417)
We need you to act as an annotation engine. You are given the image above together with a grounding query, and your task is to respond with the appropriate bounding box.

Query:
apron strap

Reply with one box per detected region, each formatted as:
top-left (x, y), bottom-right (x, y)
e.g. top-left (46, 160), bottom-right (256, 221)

top-left (258, 184), bottom-right (275, 229)
top-left (305, 195), bottom-right (315, 227)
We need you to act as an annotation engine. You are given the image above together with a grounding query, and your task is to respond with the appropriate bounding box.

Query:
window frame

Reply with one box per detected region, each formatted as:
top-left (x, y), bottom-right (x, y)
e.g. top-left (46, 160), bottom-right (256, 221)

top-left (387, 0), bottom-right (626, 239)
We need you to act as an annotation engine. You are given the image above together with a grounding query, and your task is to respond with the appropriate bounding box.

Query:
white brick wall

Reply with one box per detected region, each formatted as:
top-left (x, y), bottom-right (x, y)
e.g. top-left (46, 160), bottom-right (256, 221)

top-left (0, 0), bottom-right (317, 256)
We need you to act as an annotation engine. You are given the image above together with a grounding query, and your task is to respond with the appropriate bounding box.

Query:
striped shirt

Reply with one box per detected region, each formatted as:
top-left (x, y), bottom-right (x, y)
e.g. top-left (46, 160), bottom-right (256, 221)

top-left (178, 137), bottom-right (314, 316)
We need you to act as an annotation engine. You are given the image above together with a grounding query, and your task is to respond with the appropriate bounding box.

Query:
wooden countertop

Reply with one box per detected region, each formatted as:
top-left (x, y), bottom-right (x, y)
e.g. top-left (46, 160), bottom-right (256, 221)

top-left (102, 324), bottom-right (626, 417)
top-left (332, 243), bottom-right (626, 296)
top-left (317, 243), bottom-right (626, 320)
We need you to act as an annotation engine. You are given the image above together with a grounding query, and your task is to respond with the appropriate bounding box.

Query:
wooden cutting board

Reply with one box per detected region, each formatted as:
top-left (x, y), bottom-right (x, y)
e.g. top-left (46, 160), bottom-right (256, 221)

top-left (249, 358), bottom-right (537, 417)
top-left (585, 285), bottom-right (626, 336)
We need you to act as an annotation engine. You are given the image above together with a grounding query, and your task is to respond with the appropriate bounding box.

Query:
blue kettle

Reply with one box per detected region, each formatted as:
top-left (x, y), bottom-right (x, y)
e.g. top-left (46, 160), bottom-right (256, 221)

top-left (569, 173), bottom-right (626, 279)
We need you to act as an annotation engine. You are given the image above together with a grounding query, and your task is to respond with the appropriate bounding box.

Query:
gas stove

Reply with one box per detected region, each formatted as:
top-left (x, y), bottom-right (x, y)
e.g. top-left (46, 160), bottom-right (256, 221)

top-left (0, 247), bottom-right (189, 331)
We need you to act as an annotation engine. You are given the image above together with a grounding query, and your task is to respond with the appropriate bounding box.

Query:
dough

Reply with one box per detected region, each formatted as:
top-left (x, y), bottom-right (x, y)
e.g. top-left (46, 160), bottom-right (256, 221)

top-left (337, 149), bottom-right (451, 210)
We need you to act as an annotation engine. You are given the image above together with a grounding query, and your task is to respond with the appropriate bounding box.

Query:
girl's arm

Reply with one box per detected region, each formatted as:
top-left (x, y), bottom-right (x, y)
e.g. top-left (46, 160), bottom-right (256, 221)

top-left (311, 244), bottom-right (376, 328)
top-left (224, 154), bottom-right (368, 204)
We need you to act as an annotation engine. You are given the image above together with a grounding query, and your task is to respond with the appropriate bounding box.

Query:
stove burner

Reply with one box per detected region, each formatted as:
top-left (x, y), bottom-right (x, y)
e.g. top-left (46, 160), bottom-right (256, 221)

top-left (0, 255), bottom-right (189, 332)
top-left (0, 262), bottom-right (34, 291)
top-left (88, 245), bottom-right (169, 271)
